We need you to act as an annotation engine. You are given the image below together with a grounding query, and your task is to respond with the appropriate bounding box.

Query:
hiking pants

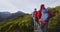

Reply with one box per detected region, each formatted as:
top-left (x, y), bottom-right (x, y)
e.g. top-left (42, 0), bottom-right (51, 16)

top-left (40, 23), bottom-right (48, 32)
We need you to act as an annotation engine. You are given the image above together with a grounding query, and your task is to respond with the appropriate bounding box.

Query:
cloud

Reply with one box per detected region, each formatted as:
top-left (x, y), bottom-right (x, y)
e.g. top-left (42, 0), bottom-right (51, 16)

top-left (0, 0), bottom-right (19, 13)
top-left (0, 0), bottom-right (60, 13)
top-left (8, 0), bottom-right (41, 13)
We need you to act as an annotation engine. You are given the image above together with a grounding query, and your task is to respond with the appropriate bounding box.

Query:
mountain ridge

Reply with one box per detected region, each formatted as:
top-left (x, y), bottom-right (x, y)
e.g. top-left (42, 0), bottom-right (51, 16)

top-left (0, 11), bottom-right (25, 22)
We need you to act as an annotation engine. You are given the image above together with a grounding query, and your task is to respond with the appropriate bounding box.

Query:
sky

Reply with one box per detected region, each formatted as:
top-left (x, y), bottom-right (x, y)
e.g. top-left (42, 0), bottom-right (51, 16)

top-left (0, 0), bottom-right (60, 13)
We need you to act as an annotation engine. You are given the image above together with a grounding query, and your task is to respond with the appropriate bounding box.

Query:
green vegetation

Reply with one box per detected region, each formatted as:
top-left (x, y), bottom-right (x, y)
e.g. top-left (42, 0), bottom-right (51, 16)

top-left (0, 14), bottom-right (34, 32)
top-left (0, 6), bottom-right (60, 32)
top-left (48, 6), bottom-right (60, 32)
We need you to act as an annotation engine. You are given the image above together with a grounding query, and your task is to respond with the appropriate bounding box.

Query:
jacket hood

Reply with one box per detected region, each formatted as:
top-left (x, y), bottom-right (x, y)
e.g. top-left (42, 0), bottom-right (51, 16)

top-left (40, 4), bottom-right (45, 11)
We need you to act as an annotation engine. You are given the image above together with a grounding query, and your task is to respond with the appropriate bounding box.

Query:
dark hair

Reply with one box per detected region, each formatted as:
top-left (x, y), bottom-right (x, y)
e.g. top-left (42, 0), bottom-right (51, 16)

top-left (40, 4), bottom-right (45, 11)
top-left (34, 8), bottom-right (37, 11)
top-left (41, 4), bottom-right (44, 6)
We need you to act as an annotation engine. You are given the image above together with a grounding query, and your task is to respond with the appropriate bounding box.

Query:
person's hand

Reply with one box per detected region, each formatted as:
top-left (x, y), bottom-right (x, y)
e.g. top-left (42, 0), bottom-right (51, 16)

top-left (39, 19), bottom-right (43, 24)
top-left (39, 19), bottom-right (46, 24)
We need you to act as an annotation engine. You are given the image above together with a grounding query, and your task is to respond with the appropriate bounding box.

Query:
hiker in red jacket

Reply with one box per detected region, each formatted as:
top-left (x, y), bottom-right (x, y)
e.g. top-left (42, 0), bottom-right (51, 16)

top-left (38, 4), bottom-right (54, 32)
top-left (32, 8), bottom-right (38, 22)
top-left (32, 8), bottom-right (39, 31)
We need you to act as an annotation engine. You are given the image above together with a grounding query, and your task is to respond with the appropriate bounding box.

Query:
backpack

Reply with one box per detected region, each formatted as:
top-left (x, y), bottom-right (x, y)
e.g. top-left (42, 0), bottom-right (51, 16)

top-left (48, 10), bottom-right (54, 17)
top-left (37, 10), bottom-right (42, 19)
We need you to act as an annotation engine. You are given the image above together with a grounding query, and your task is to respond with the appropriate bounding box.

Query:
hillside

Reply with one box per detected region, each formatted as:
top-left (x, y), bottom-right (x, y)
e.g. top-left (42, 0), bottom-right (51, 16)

top-left (0, 6), bottom-right (60, 32)
top-left (48, 6), bottom-right (60, 32)
top-left (0, 14), bottom-right (34, 32)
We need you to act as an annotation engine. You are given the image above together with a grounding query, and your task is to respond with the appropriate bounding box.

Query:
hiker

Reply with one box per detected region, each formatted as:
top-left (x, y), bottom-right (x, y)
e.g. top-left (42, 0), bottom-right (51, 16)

top-left (32, 8), bottom-right (38, 30)
top-left (32, 8), bottom-right (38, 23)
top-left (38, 4), bottom-right (54, 32)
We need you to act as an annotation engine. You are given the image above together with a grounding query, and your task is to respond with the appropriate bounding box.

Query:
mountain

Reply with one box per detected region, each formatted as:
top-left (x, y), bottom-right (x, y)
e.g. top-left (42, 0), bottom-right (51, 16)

top-left (0, 12), bottom-right (12, 21)
top-left (8, 11), bottom-right (25, 19)
top-left (0, 11), bottom-right (25, 22)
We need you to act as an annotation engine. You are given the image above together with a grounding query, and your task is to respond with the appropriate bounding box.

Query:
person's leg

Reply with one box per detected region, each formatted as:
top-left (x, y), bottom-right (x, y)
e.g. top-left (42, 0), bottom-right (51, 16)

top-left (34, 18), bottom-right (39, 32)
top-left (40, 24), bottom-right (44, 32)
top-left (34, 18), bottom-right (37, 30)
top-left (34, 18), bottom-right (36, 32)
top-left (35, 18), bottom-right (38, 30)
top-left (43, 24), bottom-right (48, 32)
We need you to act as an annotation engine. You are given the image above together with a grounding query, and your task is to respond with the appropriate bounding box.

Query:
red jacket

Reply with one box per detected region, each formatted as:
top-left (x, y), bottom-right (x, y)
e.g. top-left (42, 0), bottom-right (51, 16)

top-left (34, 11), bottom-right (37, 18)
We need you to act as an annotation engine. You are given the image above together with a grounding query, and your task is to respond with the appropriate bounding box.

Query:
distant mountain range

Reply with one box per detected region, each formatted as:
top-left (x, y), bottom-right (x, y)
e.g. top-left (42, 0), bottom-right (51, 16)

top-left (0, 11), bottom-right (25, 22)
